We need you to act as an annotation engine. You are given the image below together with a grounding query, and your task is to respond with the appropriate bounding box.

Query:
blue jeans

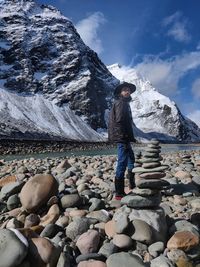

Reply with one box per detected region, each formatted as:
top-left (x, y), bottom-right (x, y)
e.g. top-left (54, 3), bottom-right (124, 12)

top-left (116, 143), bottom-right (135, 180)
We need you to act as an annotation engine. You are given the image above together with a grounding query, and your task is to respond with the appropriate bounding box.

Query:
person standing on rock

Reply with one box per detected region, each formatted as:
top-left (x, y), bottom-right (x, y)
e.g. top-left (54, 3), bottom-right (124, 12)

top-left (108, 82), bottom-right (136, 200)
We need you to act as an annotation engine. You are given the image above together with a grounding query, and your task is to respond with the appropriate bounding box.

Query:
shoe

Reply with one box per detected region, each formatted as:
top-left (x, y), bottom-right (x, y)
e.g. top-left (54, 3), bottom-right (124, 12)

top-left (114, 178), bottom-right (126, 200)
top-left (127, 170), bottom-right (135, 189)
top-left (114, 194), bottom-right (124, 201)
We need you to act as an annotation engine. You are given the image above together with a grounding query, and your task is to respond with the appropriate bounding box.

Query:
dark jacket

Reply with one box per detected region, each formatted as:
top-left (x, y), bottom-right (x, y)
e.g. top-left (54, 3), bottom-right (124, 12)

top-left (108, 96), bottom-right (135, 143)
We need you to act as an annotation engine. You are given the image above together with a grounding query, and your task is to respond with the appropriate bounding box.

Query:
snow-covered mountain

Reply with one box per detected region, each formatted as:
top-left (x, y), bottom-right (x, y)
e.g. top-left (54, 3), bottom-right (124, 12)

top-left (108, 64), bottom-right (200, 142)
top-left (0, 0), bottom-right (200, 142)
top-left (0, 0), bottom-right (117, 141)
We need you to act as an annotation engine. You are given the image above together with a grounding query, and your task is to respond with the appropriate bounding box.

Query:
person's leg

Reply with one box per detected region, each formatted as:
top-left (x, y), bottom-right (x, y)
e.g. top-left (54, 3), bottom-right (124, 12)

top-left (127, 143), bottom-right (135, 189)
top-left (115, 143), bottom-right (128, 198)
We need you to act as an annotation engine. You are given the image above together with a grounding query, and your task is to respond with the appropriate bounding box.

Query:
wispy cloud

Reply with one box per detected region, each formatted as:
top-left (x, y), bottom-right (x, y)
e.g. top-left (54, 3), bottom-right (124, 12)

top-left (187, 109), bottom-right (200, 127)
top-left (162, 11), bottom-right (191, 43)
top-left (134, 51), bottom-right (200, 95)
top-left (192, 78), bottom-right (200, 99)
top-left (197, 42), bottom-right (200, 50)
top-left (75, 12), bottom-right (106, 54)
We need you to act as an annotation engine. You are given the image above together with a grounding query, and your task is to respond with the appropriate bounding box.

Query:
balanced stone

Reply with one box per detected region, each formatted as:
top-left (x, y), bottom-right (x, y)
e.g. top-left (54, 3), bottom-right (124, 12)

top-left (142, 162), bottom-right (161, 169)
top-left (132, 188), bottom-right (158, 196)
top-left (138, 157), bottom-right (162, 163)
top-left (121, 194), bottom-right (161, 208)
top-left (139, 172), bottom-right (166, 179)
top-left (147, 144), bottom-right (161, 149)
top-left (150, 140), bottom-right (160, 145)
top-left (135, 178), bottom-right (170, 189)
top-left (145, 148), bottom-right (161, 153)
top-left (143, 152), bottom-right (159, 158)
top-left (133, 166), bottom-right (169, 173)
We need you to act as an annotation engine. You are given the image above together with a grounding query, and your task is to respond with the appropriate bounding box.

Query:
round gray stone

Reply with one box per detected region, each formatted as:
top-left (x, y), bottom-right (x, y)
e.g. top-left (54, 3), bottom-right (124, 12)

top-left (113, 234), bottom-right (133, 249)
top-left (106, 252), bottom-right (146, 267)
top-left (7, 194), bottom-right (20, 211)
top-left (76, 253), bottom-right (106, 264)
top-left (65, 218), bottom-right (90, 240)
top-left (131, 219), bottom-right (153, 244)
top-left (60, 194), bottom-right (82, 209)
top-left (129, 208), bottom-right (167, 242)
top-left (148, 241), bottom-right (165, 255)
top-left (150, 255), bottom-right (175, 267)
top-left (0, 229), bottom-right (28, 267)
top-left (114, 213), bottom-right (129, 234)
top-left (98, 242), bottom-right (118, 258)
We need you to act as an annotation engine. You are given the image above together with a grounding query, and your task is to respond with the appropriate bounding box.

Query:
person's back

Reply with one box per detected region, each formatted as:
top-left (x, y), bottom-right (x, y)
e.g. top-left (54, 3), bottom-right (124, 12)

top-left (108, 97), bottom-right (135, 143)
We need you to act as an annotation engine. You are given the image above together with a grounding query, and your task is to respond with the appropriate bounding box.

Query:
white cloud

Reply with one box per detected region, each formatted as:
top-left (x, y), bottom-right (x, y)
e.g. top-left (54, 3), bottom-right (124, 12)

top-left (187, 110), bottom-right (200, 127)
top-left (75, 12), bottom-right (106, 54)
top-left (192, 78), bottom-right (200, 99)
top-left (134, 51), bottom-right (200, 95)
top-left (162, 11), bottom-right (191, 43)
top-left (197, 42), bottom-right (200, 50)
top-left (163, 11), bottom-right (182, 26)
top-left (167, 22), bottom-right (191, 43)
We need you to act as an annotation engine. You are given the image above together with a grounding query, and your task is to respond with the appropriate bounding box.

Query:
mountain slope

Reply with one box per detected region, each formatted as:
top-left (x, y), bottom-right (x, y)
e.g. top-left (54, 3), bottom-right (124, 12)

top-left (0, 87), bottom-right (104, 141)
top-left (0, 0), bottom-right (117, 140)
top-left (108, 64), bottom-right (200, 142)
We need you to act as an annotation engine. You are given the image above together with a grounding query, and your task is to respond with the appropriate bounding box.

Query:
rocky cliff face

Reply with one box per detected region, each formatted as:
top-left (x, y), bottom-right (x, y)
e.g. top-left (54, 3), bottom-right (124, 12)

top-left (0, 0), bottom-right (117, 140)
top-left (108, 64), bottom-right (200, 142)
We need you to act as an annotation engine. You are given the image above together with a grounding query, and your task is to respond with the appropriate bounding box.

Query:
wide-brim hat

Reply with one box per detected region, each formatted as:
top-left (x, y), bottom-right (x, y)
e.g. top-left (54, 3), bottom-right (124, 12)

top-left (114, 82), bottom-right (136, 97)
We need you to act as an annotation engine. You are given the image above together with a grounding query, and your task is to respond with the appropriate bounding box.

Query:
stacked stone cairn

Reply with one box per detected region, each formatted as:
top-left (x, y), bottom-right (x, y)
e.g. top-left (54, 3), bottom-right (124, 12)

top-left (134, 151), bottom-right (143, 168)
top-left (180, 153), bottom-right (194, 170)
top-left (121, 139), bottom-right (170, 242)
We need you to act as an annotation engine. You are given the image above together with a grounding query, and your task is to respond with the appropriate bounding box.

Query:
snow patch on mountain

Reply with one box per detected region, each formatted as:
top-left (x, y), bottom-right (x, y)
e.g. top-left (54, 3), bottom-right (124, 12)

top-left (0, 87), bottom-right (104, 141)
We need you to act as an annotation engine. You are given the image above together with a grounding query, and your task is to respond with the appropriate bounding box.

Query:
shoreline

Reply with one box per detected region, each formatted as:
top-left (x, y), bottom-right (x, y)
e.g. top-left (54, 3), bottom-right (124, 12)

top-left (0, 139), bottom-right (200, 157)
top-left (0, 140), bottom-right (117, 156)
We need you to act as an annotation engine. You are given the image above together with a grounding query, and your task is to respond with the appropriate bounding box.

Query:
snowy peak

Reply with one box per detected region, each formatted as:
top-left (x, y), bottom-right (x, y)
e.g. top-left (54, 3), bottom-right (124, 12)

top-left (0, 0), bottom-right (118, 141)
top-left (108, 64), bottom-right (200, 142)
top-left (108, 63), bottom-right (155, 93)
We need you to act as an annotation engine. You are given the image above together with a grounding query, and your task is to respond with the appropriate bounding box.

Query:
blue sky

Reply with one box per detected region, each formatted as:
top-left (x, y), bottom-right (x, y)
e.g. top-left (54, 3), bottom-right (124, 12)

top-left (37, 0), bottom-right (200, 126)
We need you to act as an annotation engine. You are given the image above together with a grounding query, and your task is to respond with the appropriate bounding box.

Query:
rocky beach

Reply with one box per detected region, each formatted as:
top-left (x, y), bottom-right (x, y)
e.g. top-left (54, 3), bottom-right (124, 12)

top-left (0, 141), bottom-right (200, 266)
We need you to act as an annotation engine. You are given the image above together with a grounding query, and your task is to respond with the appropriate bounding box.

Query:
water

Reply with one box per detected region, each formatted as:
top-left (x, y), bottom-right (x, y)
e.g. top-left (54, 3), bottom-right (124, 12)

top-left (0, 144), bottom-right (200, 161)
